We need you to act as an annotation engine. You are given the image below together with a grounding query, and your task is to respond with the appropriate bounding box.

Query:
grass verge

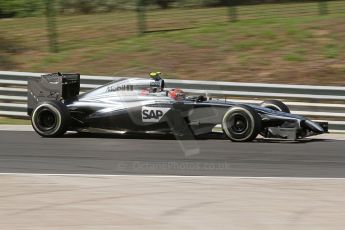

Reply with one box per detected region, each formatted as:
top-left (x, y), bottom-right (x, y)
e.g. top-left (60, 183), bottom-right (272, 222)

top-left (0, 1), bottom-right (344, 85)
top-left (0, 117), bottom-right (30, 125)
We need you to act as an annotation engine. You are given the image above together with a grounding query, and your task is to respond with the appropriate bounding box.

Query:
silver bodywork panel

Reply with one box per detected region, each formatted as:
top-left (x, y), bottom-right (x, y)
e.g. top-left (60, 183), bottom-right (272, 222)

top-left (28, 75), bottom-right (327, 140)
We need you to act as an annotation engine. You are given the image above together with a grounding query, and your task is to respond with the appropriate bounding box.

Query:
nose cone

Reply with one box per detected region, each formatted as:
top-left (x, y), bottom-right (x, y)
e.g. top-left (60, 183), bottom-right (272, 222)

top-left (304, 120), bottom-right (325, 133)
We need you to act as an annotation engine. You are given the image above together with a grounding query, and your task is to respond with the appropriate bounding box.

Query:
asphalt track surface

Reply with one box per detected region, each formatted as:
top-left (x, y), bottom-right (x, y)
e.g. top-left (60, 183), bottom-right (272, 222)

top-left (0, 131), bottom-right (344, 178)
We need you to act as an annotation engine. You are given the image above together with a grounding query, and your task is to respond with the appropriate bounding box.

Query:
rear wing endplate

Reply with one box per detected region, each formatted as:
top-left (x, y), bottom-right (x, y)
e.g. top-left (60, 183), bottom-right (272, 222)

top-left (27, 72), bottom-right (80, 116)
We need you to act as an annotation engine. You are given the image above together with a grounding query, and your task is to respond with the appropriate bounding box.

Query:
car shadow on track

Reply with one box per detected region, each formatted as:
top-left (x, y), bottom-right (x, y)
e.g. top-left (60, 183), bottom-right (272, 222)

top-left (63, 132), bottom-right (224, 140)
top-left (255, 138), bottom-right (333, 144)
top-left (62, 132), bottom-right (333, 144)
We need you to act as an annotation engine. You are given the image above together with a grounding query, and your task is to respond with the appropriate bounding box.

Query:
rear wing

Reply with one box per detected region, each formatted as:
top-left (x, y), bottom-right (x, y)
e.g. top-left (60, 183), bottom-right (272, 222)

top-left (27, 72), bottom-right (80, 116)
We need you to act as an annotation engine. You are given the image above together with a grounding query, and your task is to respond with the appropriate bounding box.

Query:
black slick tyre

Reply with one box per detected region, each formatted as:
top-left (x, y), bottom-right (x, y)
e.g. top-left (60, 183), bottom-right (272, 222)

top-left (222, 105), bottom-right (261, 142)
top-left (260, 100), bottom-right (290, 113)
top-left (31, 101), bottom-right (70, 137)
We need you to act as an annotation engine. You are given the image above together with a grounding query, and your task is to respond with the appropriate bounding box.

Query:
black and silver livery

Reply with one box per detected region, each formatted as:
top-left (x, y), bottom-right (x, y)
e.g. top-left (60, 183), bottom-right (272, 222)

top-left (27, 72), bottom-right (328, 142)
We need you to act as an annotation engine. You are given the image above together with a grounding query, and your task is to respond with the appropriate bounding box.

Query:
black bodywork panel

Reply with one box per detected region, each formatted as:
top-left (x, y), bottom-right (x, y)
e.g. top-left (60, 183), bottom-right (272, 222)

top-left (27, 73), bottom-right (328, 139)
top-left (27, 73), bottom-right (80, 116)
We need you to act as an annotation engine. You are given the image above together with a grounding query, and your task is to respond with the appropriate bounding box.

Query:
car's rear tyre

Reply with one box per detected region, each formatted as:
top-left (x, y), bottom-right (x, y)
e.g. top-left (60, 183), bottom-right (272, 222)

top-left (222, 105), bottom-right (262, 142)
top-left (260, 100), bottom-right (290, 113)
top-left (31, 101), bottom-right (70, 137)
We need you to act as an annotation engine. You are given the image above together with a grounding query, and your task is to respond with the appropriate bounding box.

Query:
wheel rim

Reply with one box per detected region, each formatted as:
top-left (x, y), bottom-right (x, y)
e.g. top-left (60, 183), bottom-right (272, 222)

top-left (228, 113), bottom-right (248, 134)
top-left (36, 109), bottom-right (57, 131)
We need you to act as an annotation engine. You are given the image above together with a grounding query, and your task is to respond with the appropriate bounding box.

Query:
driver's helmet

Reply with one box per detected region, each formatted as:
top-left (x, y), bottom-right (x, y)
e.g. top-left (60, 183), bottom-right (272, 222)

top-left (149, 72), bottom-right (162, 80)
top-left (168, 88), bottom-right (185, 101)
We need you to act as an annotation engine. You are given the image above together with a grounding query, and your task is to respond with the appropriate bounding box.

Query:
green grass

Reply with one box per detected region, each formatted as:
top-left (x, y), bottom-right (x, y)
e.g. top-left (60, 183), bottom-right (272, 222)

top-left (0, 1), bottom-right (344, 85)
top-left (323, 44), bottom-right (340, 58)
top-left (284, 53), bottom-right (305, 62)
top-left (0, 117), bottom-right (30, 125)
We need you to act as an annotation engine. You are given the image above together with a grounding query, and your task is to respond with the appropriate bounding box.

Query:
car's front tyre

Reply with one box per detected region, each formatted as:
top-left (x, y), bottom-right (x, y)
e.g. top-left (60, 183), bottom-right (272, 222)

top-left (31, 101), bottom-right (70, 137)
top-left (260, 100), bottom-right (290, 113)
top-left (222, 105), bottom-right (262, 142)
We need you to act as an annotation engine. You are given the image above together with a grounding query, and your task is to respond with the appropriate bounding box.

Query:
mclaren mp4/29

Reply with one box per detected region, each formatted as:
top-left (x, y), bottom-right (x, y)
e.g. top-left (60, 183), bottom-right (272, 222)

top-left (27, 72), bottom-right (328, 142)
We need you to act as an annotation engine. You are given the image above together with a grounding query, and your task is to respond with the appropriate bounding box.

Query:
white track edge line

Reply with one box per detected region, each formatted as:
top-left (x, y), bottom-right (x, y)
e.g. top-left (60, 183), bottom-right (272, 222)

top-left (0, 172), bottom-right (345, 180)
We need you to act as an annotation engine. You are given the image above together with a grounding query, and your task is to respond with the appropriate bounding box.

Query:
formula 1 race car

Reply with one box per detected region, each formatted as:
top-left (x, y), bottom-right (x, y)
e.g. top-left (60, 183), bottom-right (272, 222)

top-left (27, 72), bottom-right (328, 142)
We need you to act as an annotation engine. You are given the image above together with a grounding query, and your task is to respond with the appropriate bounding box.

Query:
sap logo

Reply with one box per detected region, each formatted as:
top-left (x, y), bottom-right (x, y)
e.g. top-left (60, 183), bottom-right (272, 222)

top-left (142, 106), bottom-right (171, 123)
top-left (143, 110), bottom-right (163, 119)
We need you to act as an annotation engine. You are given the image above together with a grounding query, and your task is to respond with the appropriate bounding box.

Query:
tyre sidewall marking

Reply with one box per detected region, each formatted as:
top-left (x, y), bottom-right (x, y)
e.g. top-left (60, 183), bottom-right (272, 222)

top-left (222, 107), bottom-right (256, 141)
top-left (32, 103), bottom-right (62, 136)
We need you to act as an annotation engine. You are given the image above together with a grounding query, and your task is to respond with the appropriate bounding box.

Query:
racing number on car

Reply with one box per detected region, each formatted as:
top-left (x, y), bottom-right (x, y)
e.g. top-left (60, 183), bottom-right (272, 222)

top-left (142, 106), bottom-right (171, 123)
